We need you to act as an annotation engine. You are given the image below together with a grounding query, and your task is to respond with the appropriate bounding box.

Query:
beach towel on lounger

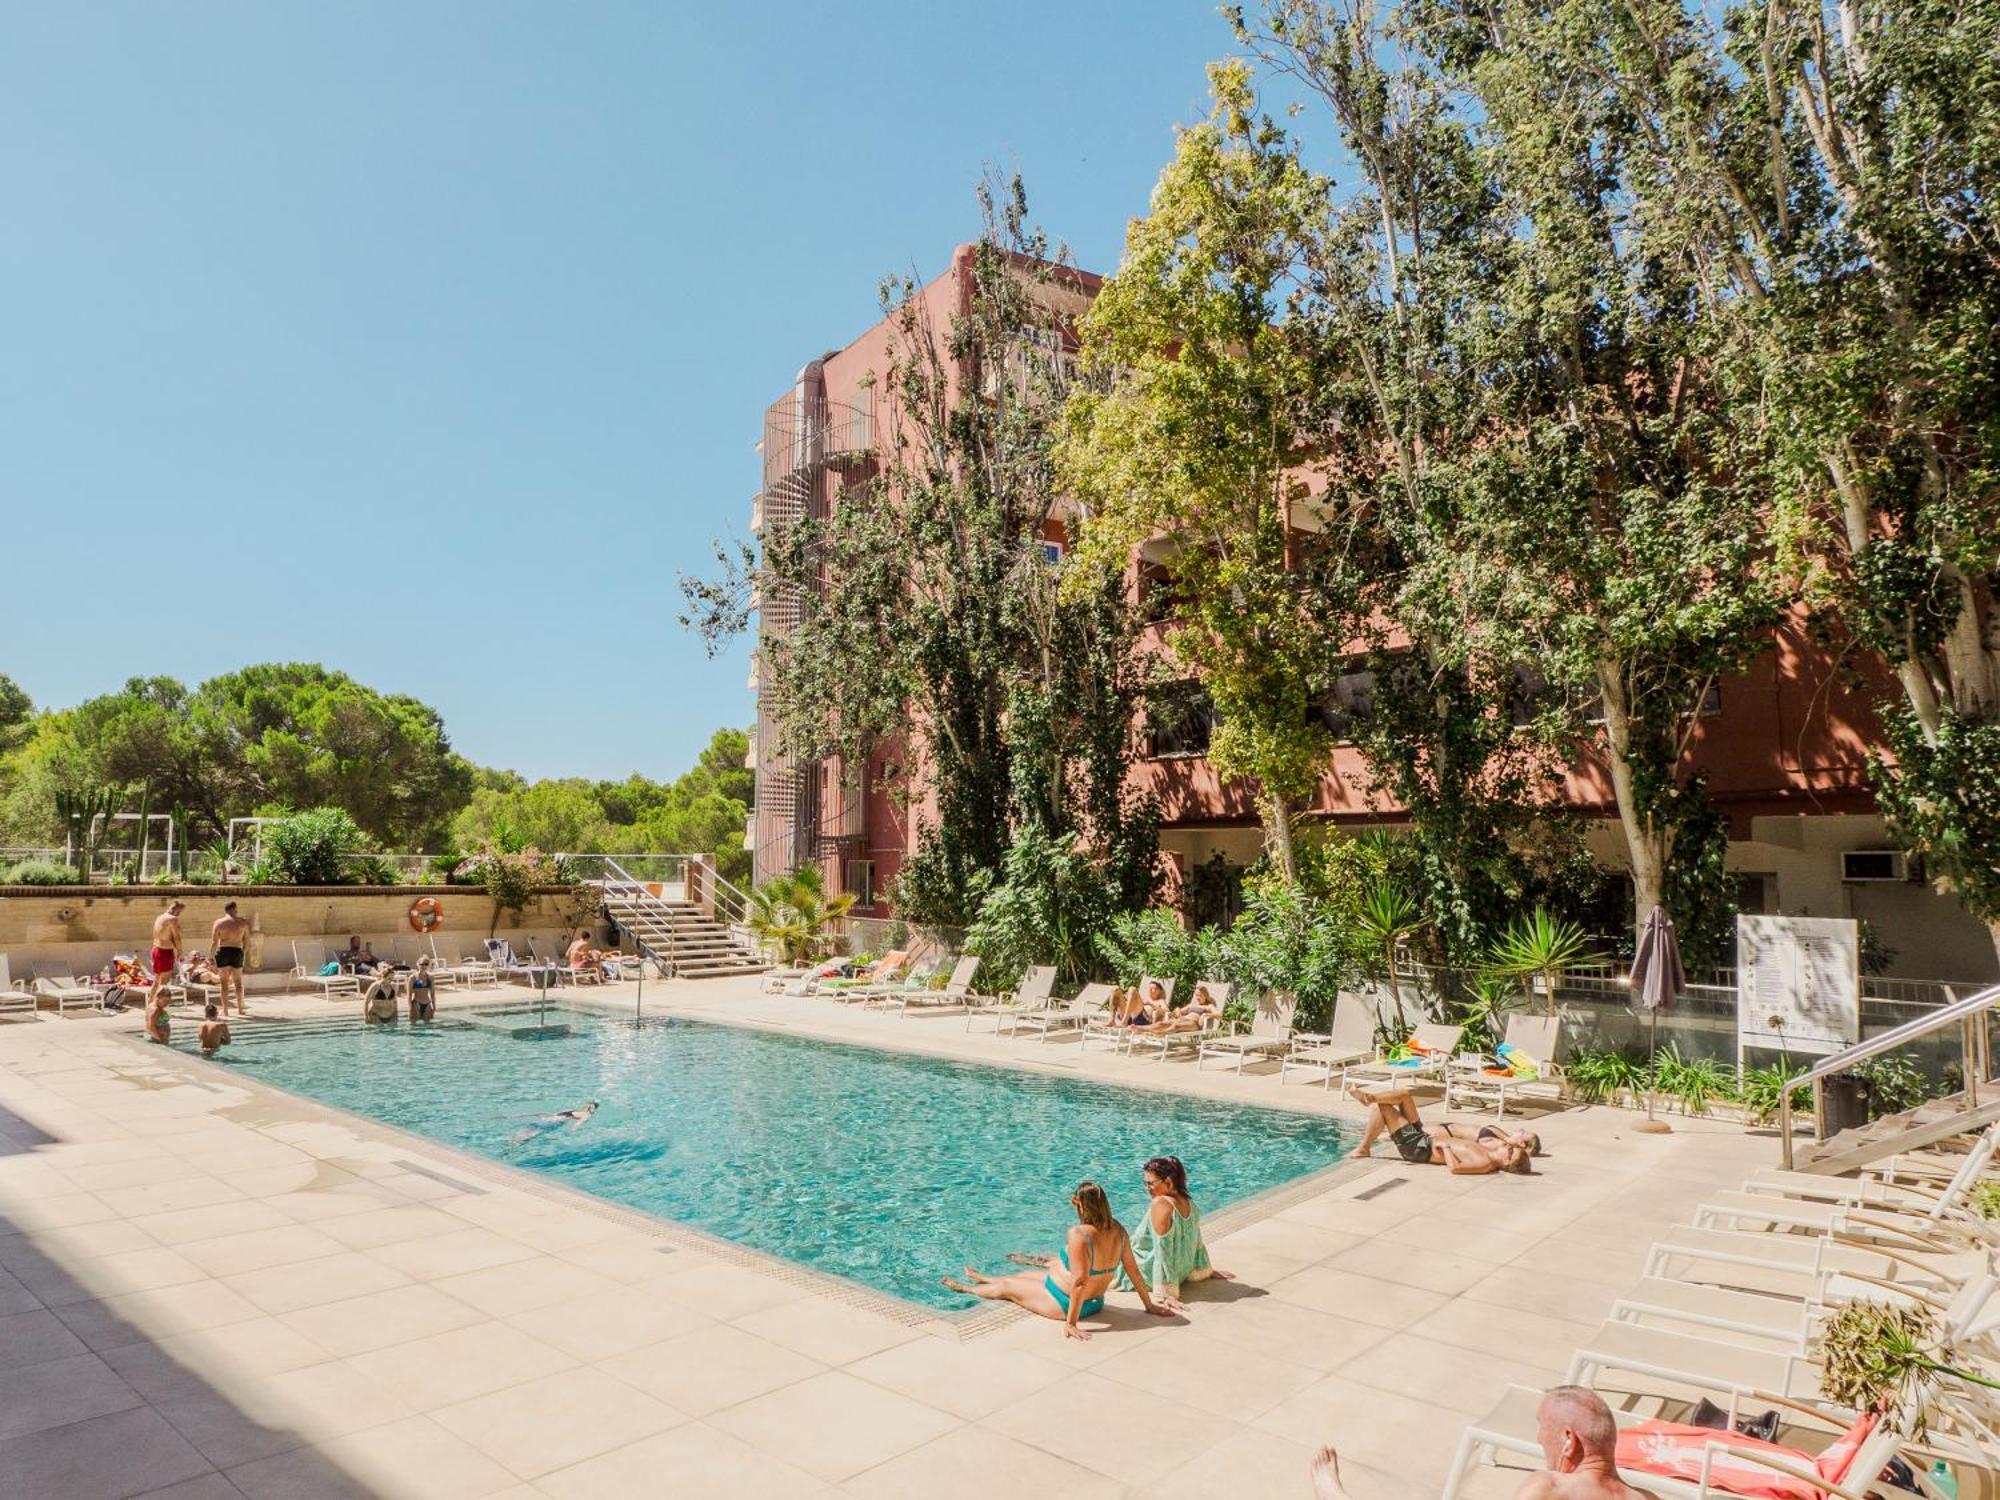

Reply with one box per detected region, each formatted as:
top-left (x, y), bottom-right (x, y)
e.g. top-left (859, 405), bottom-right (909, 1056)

top-left (1615, 1409), bottom-right (1876, 1500)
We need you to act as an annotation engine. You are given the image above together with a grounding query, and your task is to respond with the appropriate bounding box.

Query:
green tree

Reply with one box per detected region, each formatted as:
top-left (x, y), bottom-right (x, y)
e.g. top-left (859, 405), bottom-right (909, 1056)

top-left (1234, 1), bottom-right (1779, 941)
top-left (191, 664), bottom-right (474, 848)
top-left (1062, 65), bottom-right (1350, 883)
top-left (683, 181), bottom-right (1155, 926)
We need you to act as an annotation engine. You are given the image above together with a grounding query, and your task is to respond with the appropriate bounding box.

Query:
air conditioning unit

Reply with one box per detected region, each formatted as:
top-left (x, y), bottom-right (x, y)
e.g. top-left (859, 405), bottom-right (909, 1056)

top-left (1841, 850), bottom-right (1911, 883)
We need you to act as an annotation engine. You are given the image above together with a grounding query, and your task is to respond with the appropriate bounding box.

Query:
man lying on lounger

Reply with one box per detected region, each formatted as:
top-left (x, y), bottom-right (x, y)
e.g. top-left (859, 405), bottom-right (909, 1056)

top-left (1309, 1388), bottom-right (1643, 1500)
top-left (1345, 1083), bottom-right (1539, 1174)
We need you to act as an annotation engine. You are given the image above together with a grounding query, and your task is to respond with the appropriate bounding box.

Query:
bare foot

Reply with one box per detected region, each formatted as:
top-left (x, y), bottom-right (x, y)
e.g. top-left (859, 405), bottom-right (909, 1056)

top-left (1310, 1444), bottom-right (1351, 1500)
top-left (960, 1266), bottom-right (993, 1285)
top-left (1212, 1268), bottom-right (1236, 1281)
top-left (1343, 1082), bottom-right (1376, 1106)
top-left (940, 1276), bottom-right (976, 1296)
top-left (1347, 1145), bottom-right (1374, 1160)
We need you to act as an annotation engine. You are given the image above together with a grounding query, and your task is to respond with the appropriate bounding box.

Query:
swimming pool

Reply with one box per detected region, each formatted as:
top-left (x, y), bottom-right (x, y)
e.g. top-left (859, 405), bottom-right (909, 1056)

top-left (193, 1008), bottom-right (1355, 1312)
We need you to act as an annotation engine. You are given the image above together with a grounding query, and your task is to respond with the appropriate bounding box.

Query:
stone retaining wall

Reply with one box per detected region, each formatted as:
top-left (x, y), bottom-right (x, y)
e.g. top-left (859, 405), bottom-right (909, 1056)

top-left (0, 887), bottom-right (595, 976)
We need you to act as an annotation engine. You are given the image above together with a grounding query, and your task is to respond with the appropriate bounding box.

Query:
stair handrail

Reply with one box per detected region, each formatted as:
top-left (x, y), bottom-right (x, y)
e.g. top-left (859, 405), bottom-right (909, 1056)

top-left (706, 868), bottom-right (755, 930)
top-left (1779, 981), bottom-right (2000, 1168)
top-left (594, 856), bottom-right (679, 977)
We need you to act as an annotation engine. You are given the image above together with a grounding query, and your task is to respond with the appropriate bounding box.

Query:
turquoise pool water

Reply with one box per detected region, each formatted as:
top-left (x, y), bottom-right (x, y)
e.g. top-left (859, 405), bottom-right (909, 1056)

top-left (193, 1008), bottom-right (1354, 1311)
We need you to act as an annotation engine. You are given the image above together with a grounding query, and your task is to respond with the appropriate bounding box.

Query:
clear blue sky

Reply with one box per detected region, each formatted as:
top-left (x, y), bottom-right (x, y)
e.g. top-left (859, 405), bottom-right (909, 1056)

top-left (0, 1), bottom-right (1250, 783)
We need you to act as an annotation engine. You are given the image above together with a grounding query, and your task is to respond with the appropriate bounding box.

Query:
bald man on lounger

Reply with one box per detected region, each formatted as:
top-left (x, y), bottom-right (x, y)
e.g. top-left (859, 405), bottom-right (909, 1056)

top-left (1309, 1387), bottom-right (1647, 1500)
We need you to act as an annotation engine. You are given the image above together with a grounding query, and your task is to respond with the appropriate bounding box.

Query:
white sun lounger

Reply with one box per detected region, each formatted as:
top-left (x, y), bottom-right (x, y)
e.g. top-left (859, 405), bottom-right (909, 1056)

top-left (1078, 976), bottom-right (1179, 1053)
top-left (881, 955), bottom-right (982, 1014)
top-left (1444, 1013), bottom-right (1566, 1115)
top-left (32, 965), bottom-right (103, 1016)
top-left (0, 956), bottom-right (37, 1019)
top-left (1443, 1381), bottom-right (1915, 1500)
top-left (1342, 1022), bottom-right (1466, 1087)
top-left (1007, 983), bottom-right (1114, 1042)
top-left (1195, 988), bottom-right (1295, 1072)
top-left (964, 965), bottom-right (1057, 1031)
top-left (291, 942), bottom-right (362, 998)
top-left (1128, 982), bottom-right (1234, 1062)
top-left (433, 937), bottom-right (497, 987)
top-left (1278, 993), bottom-right (1377, 1088)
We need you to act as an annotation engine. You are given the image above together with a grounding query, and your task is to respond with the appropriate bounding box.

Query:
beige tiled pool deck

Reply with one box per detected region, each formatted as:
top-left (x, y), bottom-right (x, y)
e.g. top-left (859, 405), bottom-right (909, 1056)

top-left (0, 978), bottom-right (1771, 1499)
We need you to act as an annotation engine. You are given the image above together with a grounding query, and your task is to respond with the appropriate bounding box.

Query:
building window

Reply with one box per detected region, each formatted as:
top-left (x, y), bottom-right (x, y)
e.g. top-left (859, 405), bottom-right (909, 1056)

top-left (1307, 668), bottom-right (1377, 742)
top-left (844, 859), bottom-right (876, 908)
top-left (1147, 681), bottom-right (1215, 759)
top-left (1041, 540), bottom-right (1065, 564)
top-left (1138, 558), bottom-right (1181, 624)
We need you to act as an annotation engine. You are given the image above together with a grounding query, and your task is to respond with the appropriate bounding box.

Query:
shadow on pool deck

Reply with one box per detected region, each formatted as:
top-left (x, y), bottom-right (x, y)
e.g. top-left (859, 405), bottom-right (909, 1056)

top-left (0, 1101), bottom-right (377, 1499)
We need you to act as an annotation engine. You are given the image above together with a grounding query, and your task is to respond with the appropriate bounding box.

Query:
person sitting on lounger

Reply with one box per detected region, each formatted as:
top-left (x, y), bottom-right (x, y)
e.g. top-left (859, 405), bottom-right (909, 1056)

top-left (942, 1181), bottom-right (1182, 1340)
top-left (1106, 986), bottom-right (1147, 1026)
top-left (566, 929), bottom-right (609, 982)
top-left (342, 936), bottom-right (382, 975)
top-left (1345, 1083), bottom-right (1539, 1174)
top-left (1126, 984), bottom-right (1224, 1037)
top-left (1309, 1387), bottom-right (1642, 1500)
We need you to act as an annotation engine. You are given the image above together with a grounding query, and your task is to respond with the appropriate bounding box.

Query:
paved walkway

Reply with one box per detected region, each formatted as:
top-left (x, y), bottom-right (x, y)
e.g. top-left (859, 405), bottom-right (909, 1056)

top-left (0, 978), bottom-right (1772, 1499)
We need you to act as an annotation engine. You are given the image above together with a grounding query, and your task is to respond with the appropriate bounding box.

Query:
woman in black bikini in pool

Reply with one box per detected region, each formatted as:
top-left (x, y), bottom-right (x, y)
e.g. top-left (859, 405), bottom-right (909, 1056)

top-left (1344, 1085), bottom-right (1540, 1174)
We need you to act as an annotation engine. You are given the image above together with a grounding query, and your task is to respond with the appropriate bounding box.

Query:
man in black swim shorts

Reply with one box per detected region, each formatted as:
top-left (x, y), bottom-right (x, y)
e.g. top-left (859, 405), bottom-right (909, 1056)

top-left (209, 901), bottom-right (251, 1017)
top-left (1345, 1084), bottom-right (1539, 1175)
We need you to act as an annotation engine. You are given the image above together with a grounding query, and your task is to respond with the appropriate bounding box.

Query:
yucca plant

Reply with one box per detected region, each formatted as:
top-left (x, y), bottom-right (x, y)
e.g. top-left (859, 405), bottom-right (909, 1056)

top-left (747, 867), bottom-right (857, 965)
top-left (1489, 907), bottom-right (1589, 1017)
top-left (1456, 971), bottom-right (1520, 1053)
top-left (1353, 881), bottom-right (1426, 1029)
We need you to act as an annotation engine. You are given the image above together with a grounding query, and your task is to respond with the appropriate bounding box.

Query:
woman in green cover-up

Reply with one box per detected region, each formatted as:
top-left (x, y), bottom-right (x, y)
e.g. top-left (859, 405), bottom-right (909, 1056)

top-left (1117, 1156), bottom-right (1233, 1300)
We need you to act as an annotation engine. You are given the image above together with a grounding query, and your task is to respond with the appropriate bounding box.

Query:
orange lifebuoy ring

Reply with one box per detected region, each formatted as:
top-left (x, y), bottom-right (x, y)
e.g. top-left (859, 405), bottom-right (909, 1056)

top-left (408, 897), bottom-right (443, 933)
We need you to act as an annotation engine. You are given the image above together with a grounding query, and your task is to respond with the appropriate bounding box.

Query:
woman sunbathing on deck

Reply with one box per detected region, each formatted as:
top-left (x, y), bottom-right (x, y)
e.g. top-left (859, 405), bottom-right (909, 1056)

top-left (1345, 1084), bottom-right (1540, 1174)
top-left (943, 1181), bottom-right (1182, 1340)
top-left (1125, 984), bottom-right (1224, 1037)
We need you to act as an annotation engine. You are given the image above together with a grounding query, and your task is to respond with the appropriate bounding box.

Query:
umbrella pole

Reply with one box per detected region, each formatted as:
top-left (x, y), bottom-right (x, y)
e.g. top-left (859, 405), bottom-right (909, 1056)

top-left (1636, 1005), bottom-right (1672, 1134)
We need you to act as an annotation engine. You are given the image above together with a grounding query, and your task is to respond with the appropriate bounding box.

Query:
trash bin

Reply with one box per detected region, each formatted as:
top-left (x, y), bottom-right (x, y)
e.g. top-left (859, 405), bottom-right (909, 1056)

top-left (1821, 1072), bottom-right (1872, 1136)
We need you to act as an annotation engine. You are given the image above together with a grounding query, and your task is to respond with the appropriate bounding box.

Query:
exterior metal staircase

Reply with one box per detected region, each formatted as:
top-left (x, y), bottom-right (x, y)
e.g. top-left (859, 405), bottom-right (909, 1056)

top-left (1782, 982), bottom-right (2000, 1173)
top-left (598, 863), bottom-right (767, 980)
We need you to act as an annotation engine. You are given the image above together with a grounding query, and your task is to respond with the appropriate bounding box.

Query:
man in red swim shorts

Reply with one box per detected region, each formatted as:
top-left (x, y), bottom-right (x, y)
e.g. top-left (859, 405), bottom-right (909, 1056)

top-left (150, 900), bottom-right (186, 989)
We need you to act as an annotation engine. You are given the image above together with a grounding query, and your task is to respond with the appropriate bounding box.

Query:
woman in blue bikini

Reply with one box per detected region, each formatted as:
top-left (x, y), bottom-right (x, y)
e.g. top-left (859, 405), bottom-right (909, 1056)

top-left (943, 1181), bottom-right (1182, 1340)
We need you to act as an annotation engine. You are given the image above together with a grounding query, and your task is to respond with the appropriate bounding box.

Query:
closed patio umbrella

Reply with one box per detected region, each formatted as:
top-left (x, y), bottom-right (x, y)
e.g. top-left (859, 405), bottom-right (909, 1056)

top-left (1629, 905), bottom-right (1684, 1133)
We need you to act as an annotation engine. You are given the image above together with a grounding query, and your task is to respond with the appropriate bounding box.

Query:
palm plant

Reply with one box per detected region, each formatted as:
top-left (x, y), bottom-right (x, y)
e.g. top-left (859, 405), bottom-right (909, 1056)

top-left (748, 867), bottom-right (856, 965)
top-left (1489, 907), bottom-right (1589, 1017)
top-left (1353, 881), bottom-right (1426, 1029)
top-left (1456, 971), bottom-right (1520, 1053)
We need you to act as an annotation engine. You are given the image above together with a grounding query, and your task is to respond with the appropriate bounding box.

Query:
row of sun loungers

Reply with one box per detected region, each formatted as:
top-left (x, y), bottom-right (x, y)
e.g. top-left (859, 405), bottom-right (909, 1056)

top-left (1446, 1121), bottom-right (2000, 1500)
top-left (781, 952), bottom-right (1574, 1114)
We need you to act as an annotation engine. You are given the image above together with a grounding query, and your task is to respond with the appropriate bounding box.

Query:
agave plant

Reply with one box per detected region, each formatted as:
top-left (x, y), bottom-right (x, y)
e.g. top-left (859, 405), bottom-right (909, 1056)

top-left (1488, 907), bottom-right (1589, 1017)
top-left (748, 867), bottom-right (857, 965)
top-left (1353, 881), bottom-right (1426, 1029)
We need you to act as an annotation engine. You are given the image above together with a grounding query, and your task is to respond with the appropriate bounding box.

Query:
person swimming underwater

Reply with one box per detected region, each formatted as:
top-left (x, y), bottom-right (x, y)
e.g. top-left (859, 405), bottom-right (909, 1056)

top-left (509, 1100), bottom-right (599, 1149)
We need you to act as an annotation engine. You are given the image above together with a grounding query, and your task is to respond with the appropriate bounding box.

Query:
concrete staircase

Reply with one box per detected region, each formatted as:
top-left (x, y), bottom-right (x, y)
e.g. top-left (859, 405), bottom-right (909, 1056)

top-left (600, 881), bottom-right (767, 980)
